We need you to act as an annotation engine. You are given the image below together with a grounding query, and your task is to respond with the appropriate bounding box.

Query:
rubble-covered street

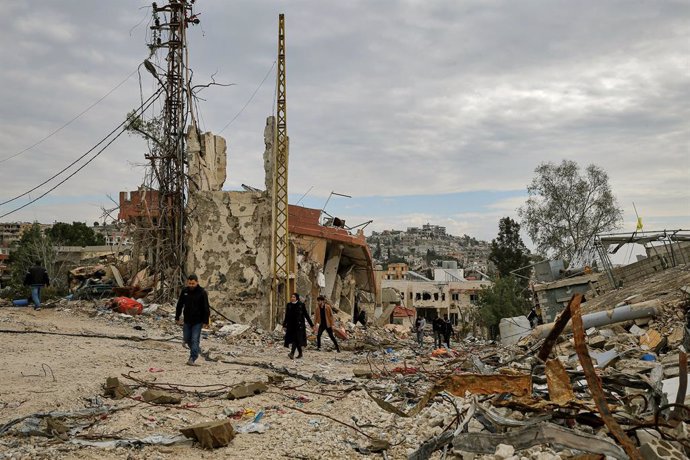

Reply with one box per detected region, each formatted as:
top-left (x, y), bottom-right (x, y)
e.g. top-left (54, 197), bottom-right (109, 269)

top-left (1, 265), bottom-right (688, 459)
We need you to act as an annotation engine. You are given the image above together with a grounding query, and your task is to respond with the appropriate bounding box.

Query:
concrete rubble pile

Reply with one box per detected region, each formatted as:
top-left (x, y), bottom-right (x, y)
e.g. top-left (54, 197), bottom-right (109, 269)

top-left (1, 268), bottom-right (689, 459)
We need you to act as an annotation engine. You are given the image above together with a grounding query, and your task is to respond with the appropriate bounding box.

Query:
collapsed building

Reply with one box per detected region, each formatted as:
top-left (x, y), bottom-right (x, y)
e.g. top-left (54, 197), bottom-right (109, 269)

top-left (377, 261), bottom-right (490, 336)
top-left (183, 117), bottom-right (376, 328)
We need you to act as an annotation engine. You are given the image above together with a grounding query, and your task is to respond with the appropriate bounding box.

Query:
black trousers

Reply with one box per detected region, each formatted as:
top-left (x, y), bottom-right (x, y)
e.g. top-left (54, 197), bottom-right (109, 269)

top-left (317, 325), bottom-right (340, 351)
top-left (290, 342), bottom-right (302, 356)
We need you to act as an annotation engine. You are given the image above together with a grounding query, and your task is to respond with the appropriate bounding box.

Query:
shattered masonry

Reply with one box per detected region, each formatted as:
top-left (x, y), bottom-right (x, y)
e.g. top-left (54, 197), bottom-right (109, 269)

top-left (184, 117), bottom-right (376, 328)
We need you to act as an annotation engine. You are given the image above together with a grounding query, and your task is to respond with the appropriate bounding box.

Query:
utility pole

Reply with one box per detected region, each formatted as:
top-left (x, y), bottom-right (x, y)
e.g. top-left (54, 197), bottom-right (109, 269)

top-left (146, 1), bottom-right (197, 298)
top-left (271, 13), bottom-right (290, 328)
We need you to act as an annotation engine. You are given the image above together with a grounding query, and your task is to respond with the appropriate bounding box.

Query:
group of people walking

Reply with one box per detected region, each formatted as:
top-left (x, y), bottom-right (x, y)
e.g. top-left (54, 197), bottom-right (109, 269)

top-left (415, 314), bottom-right (454, 348)
top-left (283, 293), bottom-right (340, 359)
top-left (174, 276), bottom-right (342, 365)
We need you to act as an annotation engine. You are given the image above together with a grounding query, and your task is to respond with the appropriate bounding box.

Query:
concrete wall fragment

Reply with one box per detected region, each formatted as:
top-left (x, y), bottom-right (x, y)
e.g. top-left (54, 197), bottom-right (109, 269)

top-left (186, 191), bottom-right (272, 326)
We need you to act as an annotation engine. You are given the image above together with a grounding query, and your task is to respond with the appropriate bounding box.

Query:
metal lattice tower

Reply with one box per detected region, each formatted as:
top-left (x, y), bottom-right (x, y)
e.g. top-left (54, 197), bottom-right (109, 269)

top-left (271, 13), bottom-right (290, 327)
top-left (146, 1), bottom-right (194, 298)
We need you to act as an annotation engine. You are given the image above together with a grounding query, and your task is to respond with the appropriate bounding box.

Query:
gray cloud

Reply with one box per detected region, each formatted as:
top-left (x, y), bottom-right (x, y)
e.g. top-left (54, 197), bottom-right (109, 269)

top-left (0, 0), bottom-right (687, 239)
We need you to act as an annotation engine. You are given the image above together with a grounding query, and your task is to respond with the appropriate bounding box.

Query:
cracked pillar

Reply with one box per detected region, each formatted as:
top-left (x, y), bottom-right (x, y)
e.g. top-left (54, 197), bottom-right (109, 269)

top-left (324, 244), bottom-right (343, 300)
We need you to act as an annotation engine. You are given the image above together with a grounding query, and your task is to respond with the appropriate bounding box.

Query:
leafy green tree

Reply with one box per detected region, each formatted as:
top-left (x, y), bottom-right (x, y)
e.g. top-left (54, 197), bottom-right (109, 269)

top-left (373, 241), bottom-right (382, 259)
top-left (48, 222), bottom-right (105, 246)
top-left (478, 276), bottom-right (530, 339)
top-left (8, 224), bottom-right (62, 293)
top-left (489, 217), bottom-right (531, 279)
top-left (518, 160), bottom-right (622, 263)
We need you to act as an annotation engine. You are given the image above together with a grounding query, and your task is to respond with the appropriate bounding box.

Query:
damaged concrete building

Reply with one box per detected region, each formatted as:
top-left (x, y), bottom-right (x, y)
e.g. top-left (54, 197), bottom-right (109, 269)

top-left (183, 117), bottom-right (376, 328)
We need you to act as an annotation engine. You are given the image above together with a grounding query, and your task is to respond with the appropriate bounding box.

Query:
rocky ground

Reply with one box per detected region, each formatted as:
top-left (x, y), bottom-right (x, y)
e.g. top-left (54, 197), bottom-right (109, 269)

top-left (0, 267), bottom-right (688, 460)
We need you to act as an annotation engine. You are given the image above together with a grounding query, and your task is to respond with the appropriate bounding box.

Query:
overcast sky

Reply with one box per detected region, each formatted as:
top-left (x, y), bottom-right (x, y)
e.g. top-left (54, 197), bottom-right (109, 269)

top-left (0, 0), bottom-right (688, 245)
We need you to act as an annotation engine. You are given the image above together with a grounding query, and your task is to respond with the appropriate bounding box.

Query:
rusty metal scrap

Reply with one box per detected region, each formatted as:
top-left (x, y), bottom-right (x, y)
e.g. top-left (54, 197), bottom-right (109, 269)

top-left (441, 373), bottom-right (531, 397)
top-left (537, 294), bottom-right (577, 362)
top-left (545, 358), bottom-right (575, 405)
top-left (570, 294), bottom-right (642, 460)
top-left (451, 422), bottom-right (627, 459)
top-left (366, 386), bottom-right (439, 418)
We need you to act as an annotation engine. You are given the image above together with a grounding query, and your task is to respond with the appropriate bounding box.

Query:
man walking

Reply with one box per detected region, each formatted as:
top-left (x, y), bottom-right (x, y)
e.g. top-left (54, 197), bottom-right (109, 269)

top-left (432, 316), bottom-right (444, 348)
top-left (175, 274), bottom-right (210, 366)
top-left (314, 295), bottom-right (340, 352)
top-left (443, 315), bottom-right (454, 348)
top-left (24, 261), bottom-right (49, 311)
top-left (414, 315), bottom-right (426, 347)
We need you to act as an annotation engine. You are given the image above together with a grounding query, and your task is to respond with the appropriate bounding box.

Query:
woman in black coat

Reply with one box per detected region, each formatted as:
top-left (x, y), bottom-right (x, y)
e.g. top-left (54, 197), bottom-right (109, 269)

top-left (283, 293), bottom-right (313, 359)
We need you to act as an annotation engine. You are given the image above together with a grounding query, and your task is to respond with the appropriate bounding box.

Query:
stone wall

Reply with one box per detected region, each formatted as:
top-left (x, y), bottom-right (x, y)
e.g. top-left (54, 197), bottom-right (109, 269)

top-left (596, 246), bottom-right (690, 292)
top-left (186, 191), bottom-right (272, 326)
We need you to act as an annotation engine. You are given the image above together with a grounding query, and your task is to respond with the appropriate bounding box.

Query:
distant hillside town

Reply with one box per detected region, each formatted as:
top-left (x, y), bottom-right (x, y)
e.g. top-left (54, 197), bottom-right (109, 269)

top-left (366, 223), bottom-right (491, 274)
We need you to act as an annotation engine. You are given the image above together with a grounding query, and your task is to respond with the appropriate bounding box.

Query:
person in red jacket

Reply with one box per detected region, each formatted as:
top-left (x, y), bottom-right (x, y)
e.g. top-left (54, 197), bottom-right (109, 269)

top-left (175, 274), bottom-right (210, 366)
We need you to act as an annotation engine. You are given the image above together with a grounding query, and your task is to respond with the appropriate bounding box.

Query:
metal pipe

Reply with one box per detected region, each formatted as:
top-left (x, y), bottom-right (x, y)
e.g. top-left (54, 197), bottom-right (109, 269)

top-left (532, 299), bottom-right (660, 339)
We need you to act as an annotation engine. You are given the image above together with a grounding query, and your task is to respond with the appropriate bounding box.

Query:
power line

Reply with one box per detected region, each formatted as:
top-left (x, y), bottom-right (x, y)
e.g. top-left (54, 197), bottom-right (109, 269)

top-left (0, 89), bottom-right (163, 208)
top-left (0, 90), bottom-right (163, 219)
top-left (0, 130), bottom-right (126, 219)
top-left (0, 67), bottom-right (140, 164)
top-left (218, 60), bottom-right (276, 134)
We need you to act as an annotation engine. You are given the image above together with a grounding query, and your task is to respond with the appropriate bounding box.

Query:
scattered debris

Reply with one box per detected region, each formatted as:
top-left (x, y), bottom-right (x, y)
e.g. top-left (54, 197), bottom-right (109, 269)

top-left (180, 420), bottom-right (235, 448)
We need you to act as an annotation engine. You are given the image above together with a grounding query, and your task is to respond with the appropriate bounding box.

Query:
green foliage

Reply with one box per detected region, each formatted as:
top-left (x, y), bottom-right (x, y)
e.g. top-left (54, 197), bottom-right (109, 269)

top-left (518, 160), bottom-right (623, 263)
top-left (7, 224), bottom-right (64, 295)
top-left (48, 222), bottom-right (105, 246)
top-left (489, 217), bottom-right (531, 282)
top-left (373, 241), bottom-right (382, 259)
top-left (478, 276), bottom-right (530, 338)
top-left (425, 248), bottom-right (441, 264)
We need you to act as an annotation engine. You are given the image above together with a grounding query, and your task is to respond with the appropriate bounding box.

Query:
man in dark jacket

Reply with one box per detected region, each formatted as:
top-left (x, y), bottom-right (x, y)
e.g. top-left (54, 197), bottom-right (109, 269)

top-left (432, 316), bottom-right (444, 348)
top-left (175, 274), bottom-right (210, 366)
top-left (23, 261), bottom-right (49, 311)
top-left (443, 315), bottom-right (454, 348)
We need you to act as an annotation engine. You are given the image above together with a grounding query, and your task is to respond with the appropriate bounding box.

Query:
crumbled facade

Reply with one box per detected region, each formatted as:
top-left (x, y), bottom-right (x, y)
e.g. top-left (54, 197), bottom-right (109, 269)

top-left (184, 118), bottom-right (377, 328)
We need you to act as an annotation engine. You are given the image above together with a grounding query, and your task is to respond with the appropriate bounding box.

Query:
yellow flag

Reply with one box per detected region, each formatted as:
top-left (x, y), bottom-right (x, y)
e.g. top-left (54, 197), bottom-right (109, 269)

top-left (636, 217), bottom-right (643, 231)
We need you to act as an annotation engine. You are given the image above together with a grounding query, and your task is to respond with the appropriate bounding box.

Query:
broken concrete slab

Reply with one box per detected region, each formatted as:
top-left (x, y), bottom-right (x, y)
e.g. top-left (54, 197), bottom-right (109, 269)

top-left (142, 389), bottom-right (181, 405)
top-left (639, 438), bottom-right (687, 460)
top-left (227, 382), bottom-right (268, 400)
top-left (103, 377), bottom-right (132, 400)
top-left (588, 335), bottom-right (607, 349)
top-left (217, 324), bottom-right (251, 337)
top-left (353, 368), bottom-right (374, 378)
top-left (180, 420), bottom-right (235, 449)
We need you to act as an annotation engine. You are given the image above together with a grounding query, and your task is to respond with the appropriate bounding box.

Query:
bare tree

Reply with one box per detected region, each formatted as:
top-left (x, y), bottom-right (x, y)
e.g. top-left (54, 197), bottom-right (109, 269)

top-left (518, 160), bottom-right (623, 264)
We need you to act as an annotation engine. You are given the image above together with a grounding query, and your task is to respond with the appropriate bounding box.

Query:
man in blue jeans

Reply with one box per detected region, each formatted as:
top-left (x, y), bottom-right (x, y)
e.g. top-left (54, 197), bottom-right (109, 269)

top-left (175, 274), bottom-right (210, 366)
top-left (23, 261), bottom-right (50, 311)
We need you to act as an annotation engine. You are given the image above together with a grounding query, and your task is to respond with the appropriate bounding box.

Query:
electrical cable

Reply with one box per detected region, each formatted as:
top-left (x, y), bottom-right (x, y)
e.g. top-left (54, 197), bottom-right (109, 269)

top-left (218, 60), bottom-right (276, 134)
top-left (0, 68), bottom-right (140, 164)
top-left (0, 89), bottom-right (163, 208)
top-left (0, 90), bottom-right (163, 219)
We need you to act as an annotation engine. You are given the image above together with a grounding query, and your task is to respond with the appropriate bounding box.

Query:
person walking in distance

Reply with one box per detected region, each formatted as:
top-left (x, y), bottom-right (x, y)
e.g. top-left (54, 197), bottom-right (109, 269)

top-left (283, 293), bottom-right (313, 359)
top-left (443, 314), bottom-right (454, 348)
top-left (432, 316), bottom-right (444, 348)
top-left (24, 260), bottom-right (49, 311)
top-left (314, 295), bottom-right (340, 352)
top-left (175, 274), bottom-right (210, 366)
top-left (414, 315), bottom-right (426, 347)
